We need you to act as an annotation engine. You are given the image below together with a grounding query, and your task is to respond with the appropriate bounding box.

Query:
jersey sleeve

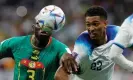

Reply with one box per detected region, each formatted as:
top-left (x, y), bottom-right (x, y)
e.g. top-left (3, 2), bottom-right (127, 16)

top-left (72, 33), bottom-right (92, 64)
top-left (72, 39), bottom-right (84, 64)
top-left (109, 44), bottom-right (133, 72)
top-left (58, 43), bottom-right (71, 59)
top-left (73, 31), bottom-right (92, 55)
top-left (114, 14), bottom-right (133, 48)
top-left (73, 39), bottom-right (85, 55)
top-left (0, 38), bottom-right (13, 59)
top-left (109, 14), bottom-right (133, 72)
top-left (113, 29), bottom-right (132, 49)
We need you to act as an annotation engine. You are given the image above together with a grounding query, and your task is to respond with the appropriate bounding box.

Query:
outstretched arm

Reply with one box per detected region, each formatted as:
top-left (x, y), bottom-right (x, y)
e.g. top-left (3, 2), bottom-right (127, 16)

top-left (54, 66), bottom-right (70, 80)
top-left (109, 29), bottom-right (133, 72)
top-left (109, 44), bottom-right (133, 72)
top-left (0, 39), bottom-right (13, 59)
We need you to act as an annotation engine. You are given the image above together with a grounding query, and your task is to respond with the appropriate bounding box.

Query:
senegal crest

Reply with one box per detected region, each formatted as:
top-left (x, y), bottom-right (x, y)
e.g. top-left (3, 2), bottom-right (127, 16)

top-left (29, 61), bottom-right (36, 68)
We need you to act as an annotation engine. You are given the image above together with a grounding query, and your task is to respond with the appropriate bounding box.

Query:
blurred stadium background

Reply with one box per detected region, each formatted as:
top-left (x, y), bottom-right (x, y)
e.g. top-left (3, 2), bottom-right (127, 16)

top-left (0, 0), bottom-right (133, 80)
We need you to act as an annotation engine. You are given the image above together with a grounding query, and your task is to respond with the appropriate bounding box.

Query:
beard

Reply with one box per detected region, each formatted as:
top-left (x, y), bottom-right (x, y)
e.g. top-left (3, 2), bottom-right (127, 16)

top-left (34, 33), bottom-right (51, 48)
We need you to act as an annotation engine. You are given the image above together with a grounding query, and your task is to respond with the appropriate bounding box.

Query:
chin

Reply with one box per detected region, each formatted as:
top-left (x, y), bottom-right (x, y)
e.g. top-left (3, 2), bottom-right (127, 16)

top-left (90, 37), bottom-right (97, 40)
top-left (91, 38), bottom-right (100, 42)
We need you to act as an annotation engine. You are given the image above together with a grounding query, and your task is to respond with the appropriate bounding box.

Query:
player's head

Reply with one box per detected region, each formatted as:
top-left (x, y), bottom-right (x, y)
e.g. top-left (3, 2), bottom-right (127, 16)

top-left (32, 5), bottom-right (64, 41)
top-left (32, 15), bottom-right (53, 41)
top-left (85, 6), bottom-right (108, 40)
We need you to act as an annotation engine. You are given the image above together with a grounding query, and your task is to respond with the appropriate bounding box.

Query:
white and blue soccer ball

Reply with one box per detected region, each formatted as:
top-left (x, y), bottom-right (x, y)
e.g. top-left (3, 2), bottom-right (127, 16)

top-left (35, 5), bottom-right (65, 32)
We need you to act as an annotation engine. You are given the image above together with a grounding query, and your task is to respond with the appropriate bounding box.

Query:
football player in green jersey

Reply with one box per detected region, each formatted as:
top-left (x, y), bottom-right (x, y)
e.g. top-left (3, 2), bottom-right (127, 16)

top-left (0, 5), bottom-right (77, 80)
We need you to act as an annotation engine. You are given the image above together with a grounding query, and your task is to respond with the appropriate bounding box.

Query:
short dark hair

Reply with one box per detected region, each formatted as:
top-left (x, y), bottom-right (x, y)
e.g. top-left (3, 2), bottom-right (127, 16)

top-left (85, 6), bottom-right (107, 20)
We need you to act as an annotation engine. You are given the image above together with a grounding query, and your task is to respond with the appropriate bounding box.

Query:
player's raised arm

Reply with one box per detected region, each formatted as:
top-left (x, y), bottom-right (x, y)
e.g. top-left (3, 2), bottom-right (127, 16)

top-left (109, 15), bottom-right (133, 72)
top-left (0, 38), bottom-right (14, 59)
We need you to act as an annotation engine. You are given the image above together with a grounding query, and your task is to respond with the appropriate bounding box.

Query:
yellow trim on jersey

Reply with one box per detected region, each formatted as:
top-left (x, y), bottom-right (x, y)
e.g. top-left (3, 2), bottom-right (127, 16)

top-left (18, 62), bottom-right (21, 80)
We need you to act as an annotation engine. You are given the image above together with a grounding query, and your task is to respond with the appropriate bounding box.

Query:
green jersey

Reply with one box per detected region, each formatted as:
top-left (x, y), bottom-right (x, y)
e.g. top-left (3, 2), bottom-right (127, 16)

top-left (0, 35), bottom-right (69, 80)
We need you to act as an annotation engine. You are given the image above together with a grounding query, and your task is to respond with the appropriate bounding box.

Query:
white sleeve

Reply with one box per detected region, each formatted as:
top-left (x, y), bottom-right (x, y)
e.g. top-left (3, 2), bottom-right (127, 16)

top-left (109, 28), bottom-right (133, 72)
top-left (72, 44), bottom-right (83, 64)
top-left (113, 29), bottom-right (131, 48)
top-left (109, 45), bottom-right (133, 72)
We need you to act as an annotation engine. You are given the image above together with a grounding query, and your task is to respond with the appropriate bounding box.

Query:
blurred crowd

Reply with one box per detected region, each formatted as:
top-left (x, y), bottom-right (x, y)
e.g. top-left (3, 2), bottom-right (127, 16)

top-left (0, 0), bottom-right (133, 80)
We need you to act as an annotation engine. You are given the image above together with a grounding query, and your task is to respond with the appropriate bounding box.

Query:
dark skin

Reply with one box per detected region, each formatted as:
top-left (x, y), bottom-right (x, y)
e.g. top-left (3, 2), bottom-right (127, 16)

top-left (31, 22), bottom-right (52, 49)
top-left (54, 16), bottom-right (108, 80)
top-left (86, 16), bottom-right (108, 46)
top-left (32, 21), bottom-right (78, 74)
top-left (54, 66), bottom-right (69, 80)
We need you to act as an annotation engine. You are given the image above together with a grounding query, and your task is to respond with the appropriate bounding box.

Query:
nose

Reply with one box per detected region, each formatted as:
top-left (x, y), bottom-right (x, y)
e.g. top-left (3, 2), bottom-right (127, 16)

top-left (88, 26), bottom-right (95, 32)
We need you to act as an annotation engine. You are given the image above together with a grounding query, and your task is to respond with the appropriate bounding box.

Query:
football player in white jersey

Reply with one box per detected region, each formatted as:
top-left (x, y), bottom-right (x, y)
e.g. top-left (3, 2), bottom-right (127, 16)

top-left (54, 6), bottom-right (123, 80)
top-left (55, 6), bottom-right (133, 80)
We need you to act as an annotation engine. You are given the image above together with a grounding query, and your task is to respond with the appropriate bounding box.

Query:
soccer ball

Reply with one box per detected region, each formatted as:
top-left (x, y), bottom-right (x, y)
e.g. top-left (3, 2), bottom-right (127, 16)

top-left (35, 5), bottom-right (65, 32)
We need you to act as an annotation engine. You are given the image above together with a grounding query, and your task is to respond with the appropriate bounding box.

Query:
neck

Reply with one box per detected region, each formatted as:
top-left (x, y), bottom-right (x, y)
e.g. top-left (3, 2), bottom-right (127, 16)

top-left (31, 35), bottom-right (51, 49)
top-left (92, 32), bottom-right (107, 47)
top-left (99, 34), bottom-right (107, 45)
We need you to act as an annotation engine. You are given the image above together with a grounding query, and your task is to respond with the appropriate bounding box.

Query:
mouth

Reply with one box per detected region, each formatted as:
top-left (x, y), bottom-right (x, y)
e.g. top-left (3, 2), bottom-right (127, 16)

top-left (89, 33), bottom-right (97, 39)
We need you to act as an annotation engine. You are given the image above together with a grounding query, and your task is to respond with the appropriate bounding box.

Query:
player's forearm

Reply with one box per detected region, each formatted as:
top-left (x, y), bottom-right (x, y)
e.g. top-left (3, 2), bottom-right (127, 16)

top-left (109, 45), bottom-right (133, 72)
top-left (113, 54), bottom-right (133, 72)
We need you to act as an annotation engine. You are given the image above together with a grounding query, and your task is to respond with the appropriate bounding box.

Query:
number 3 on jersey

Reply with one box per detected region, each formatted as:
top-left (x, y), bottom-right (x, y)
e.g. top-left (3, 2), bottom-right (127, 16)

top-left (27, 70), bottom-right (35, 80)
top-left (90, 60), bottom-right (102, 71)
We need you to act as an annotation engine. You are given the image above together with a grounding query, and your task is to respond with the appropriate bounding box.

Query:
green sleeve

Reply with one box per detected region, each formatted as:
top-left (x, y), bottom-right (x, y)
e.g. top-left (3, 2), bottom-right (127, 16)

top-left (58, 43), bottom-right (71, 59)
top-left (0, 38), bottom-right (13, 59)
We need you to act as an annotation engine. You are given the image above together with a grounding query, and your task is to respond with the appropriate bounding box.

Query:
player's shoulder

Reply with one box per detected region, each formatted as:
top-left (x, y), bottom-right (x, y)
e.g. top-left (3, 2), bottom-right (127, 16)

top-left (80, 30), bottom-right (88, 35)
top-left (106, 25), bottom-right (120, 37)
top-left (106, 25), bottom-right (120, 29)
top-left (0, 35), bottom-right (30, 48)
top-left (3, 35), bottom-right (30, 45)
top-left (75, 31), bottom-right (93, 48)
top-left (77, 30), bottom-right (89, 40)
top-left (9, 35), bottom-right (30, 42)
top-left (51, 37), bottom-right (68, 47)
top-left (106, 25), bottom-right (120, 41)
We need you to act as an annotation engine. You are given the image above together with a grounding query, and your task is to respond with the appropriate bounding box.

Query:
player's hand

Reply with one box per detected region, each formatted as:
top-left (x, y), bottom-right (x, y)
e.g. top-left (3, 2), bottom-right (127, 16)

top-left (54, 66), bottom-right (69, 80)
top-left (60, 53), bottom-right (78, 73)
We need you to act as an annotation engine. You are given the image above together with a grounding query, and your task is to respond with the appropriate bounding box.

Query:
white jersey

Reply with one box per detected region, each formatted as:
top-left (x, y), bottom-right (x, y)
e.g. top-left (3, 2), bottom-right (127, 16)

top-left (70, 25), bottom-right (120, 80)
top-left (108, 14), bottom-right (133, 73)
top-left (113, 14), bottom-right (133, 48)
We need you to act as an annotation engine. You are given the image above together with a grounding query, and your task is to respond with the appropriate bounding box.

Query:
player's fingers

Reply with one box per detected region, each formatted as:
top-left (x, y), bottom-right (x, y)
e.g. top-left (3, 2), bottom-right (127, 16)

top-left (74, 61), bottom-right (78, 72)
top-left (71, 60), bottom-right (78, 72)
top-left (63, 59), bottom-right (71, 73)
top-left (67, 60), bottom-right (72, 73)
top-left (63, 60), bottom-right (68, 71)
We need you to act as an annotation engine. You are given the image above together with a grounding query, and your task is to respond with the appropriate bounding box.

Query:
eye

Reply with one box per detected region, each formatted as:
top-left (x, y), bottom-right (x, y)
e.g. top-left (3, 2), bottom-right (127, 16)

top-left (86, 23), bottom-right (91, 27)
top-left (32, 23), bottom-right (41, 29)
top-left (92, 23), bottom-right (99, 26)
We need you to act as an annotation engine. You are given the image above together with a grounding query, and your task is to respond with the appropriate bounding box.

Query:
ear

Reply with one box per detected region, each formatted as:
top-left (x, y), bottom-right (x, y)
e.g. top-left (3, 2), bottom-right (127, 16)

top-left (104, 20), bottom-right (108, 28)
